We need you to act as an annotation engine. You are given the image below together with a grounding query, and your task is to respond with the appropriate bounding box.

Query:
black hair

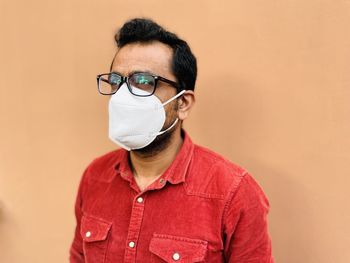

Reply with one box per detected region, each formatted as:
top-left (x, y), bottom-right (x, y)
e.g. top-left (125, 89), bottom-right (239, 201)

top-left (113, 18), bottom-right (197, 91)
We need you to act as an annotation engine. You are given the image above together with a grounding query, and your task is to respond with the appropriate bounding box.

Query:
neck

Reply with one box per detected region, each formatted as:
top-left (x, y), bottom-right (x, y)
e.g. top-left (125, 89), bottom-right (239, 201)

top-left (129, 127), bottom-right (183, 180)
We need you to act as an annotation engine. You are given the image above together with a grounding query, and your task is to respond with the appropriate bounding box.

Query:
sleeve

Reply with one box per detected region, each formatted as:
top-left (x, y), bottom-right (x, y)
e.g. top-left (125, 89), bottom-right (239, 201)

top-left (223, 173), bottom-right (274, 263)
top-left (69, 168), bottom-right (89, 262)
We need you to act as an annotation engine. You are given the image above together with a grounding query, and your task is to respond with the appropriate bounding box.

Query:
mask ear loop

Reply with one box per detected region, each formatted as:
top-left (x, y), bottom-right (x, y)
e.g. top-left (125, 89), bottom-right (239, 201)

top-left (157, 118), bottom-right (179, 136)
top-left (151, 90), bottom-right (187, 136)
top-left (162, 90), bottom-right (187, 106)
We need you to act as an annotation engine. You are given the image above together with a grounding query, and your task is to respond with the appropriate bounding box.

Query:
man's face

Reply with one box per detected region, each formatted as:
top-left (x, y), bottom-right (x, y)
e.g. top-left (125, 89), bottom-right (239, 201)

top-left (111, 41), bottom-right (178, 102)
top-left (111, 41), bottom-right (180, 153)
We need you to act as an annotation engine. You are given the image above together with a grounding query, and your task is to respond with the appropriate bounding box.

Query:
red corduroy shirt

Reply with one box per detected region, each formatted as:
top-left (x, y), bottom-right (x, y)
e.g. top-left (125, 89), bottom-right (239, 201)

top-left (69, 131), bottom-right (274, 262)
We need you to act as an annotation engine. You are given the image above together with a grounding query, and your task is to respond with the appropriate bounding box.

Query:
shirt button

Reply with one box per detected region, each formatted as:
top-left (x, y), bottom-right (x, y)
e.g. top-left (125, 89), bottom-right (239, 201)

top-left (172, 252), bottom-right (180, 261)
top-left (85, 231), bottom-right (91, 238)
top-left (159, 178), bottom-right (165, 184)
top-left (137, 197), bottom-right (143, 203)
top-left (128, 241), bottom-right (135, 248)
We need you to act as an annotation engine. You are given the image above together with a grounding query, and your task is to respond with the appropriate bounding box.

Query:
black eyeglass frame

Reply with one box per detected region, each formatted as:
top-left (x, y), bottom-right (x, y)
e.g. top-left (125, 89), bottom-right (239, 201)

top-left (96, 72), bottom-right (182, 97)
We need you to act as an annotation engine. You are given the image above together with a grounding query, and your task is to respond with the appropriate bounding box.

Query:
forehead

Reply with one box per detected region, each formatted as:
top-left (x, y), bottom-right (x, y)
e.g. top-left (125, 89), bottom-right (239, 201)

top-left (111, 41), bottom-right (174, 78)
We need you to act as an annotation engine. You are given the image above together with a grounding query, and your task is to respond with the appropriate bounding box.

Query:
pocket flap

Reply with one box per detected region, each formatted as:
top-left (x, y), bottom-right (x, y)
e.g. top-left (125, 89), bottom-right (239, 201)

top-left (80, 215), bottom-right (112, 242)
top-left (149, 233), bottom-right (208, 262)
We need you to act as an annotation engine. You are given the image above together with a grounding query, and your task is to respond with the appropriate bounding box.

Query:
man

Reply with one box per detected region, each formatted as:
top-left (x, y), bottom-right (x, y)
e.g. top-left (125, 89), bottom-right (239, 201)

top-left (69, 18), bottom-right (274, 262)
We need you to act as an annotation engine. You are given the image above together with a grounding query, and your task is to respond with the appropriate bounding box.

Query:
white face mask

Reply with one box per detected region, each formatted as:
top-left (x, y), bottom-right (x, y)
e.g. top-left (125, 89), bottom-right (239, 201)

top-left (108, 83), bottom-right (186, 151)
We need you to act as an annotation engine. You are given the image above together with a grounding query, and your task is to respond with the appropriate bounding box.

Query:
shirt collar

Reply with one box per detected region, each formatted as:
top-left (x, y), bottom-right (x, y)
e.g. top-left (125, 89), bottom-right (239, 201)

top-left (114, 130), bottom-right (194, 186)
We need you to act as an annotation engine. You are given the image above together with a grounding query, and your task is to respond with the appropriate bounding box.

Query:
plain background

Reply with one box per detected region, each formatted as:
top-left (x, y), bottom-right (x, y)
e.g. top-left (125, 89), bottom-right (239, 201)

top-left (1, 0), bottom-right (349, 262)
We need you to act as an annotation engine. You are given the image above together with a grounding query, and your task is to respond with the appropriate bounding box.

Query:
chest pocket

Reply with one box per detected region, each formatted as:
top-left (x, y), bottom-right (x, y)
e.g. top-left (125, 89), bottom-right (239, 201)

top-left (80, 214), bottom-right (112, 263)
top-left (149, 233), bottom-right (208, 262)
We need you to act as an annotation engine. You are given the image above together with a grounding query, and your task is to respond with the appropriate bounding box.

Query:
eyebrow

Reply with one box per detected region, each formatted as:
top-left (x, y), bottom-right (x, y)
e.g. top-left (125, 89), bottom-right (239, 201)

top-left (110, 70), bottom-right (157, 76)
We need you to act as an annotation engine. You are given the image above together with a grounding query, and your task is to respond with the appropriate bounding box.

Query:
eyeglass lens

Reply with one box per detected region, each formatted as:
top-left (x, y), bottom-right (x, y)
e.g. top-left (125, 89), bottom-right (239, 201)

top-left (129, 73), bottom-right (155, 96)
top-left (98, 74), bottom-right (121, 95)
top-left (98, 73), bottom-right (156, 96)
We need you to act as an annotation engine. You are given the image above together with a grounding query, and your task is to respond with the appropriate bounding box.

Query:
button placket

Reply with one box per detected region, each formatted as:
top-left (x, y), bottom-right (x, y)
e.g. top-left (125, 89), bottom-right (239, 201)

top-left (124, 194), bottom-right (147, 262)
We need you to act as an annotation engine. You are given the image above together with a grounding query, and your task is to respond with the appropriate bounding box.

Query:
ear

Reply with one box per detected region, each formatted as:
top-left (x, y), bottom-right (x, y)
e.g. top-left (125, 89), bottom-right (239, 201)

top-left (177, 91), bottom-right (195, 121)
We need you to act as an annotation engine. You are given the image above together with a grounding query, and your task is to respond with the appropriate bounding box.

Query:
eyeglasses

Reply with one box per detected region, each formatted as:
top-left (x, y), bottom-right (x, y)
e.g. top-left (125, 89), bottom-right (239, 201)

top-left (96, 72), bottom-right (181, 97)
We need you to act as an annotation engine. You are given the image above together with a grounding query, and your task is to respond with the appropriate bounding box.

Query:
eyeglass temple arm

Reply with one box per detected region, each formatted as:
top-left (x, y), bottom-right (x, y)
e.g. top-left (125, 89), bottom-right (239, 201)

top-left (156, 76), bottom-right (181, 89)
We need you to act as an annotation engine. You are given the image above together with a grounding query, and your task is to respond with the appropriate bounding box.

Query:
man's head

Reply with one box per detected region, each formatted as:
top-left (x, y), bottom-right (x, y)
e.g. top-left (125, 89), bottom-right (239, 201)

top-left (107, 18), bottom-right (196, 155)
top-left (111, 18), bottom-right (197, 92)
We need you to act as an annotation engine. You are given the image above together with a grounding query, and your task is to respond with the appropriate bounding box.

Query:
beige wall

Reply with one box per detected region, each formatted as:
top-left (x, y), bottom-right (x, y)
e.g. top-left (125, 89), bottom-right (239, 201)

top-left (1, 0), bottom-right (349, 262)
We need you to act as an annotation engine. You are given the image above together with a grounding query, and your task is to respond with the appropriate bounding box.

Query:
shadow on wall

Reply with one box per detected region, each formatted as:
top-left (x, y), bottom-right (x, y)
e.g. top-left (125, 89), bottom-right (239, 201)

top-left (0, 200), bottom-right (17, 262)
top-left (190, 73), bottom-right (316, 262)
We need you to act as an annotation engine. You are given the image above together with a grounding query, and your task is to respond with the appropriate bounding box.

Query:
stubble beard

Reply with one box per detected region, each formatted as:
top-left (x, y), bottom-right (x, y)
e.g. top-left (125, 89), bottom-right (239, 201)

top-left (132, 101), bottom-right (179, 158)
